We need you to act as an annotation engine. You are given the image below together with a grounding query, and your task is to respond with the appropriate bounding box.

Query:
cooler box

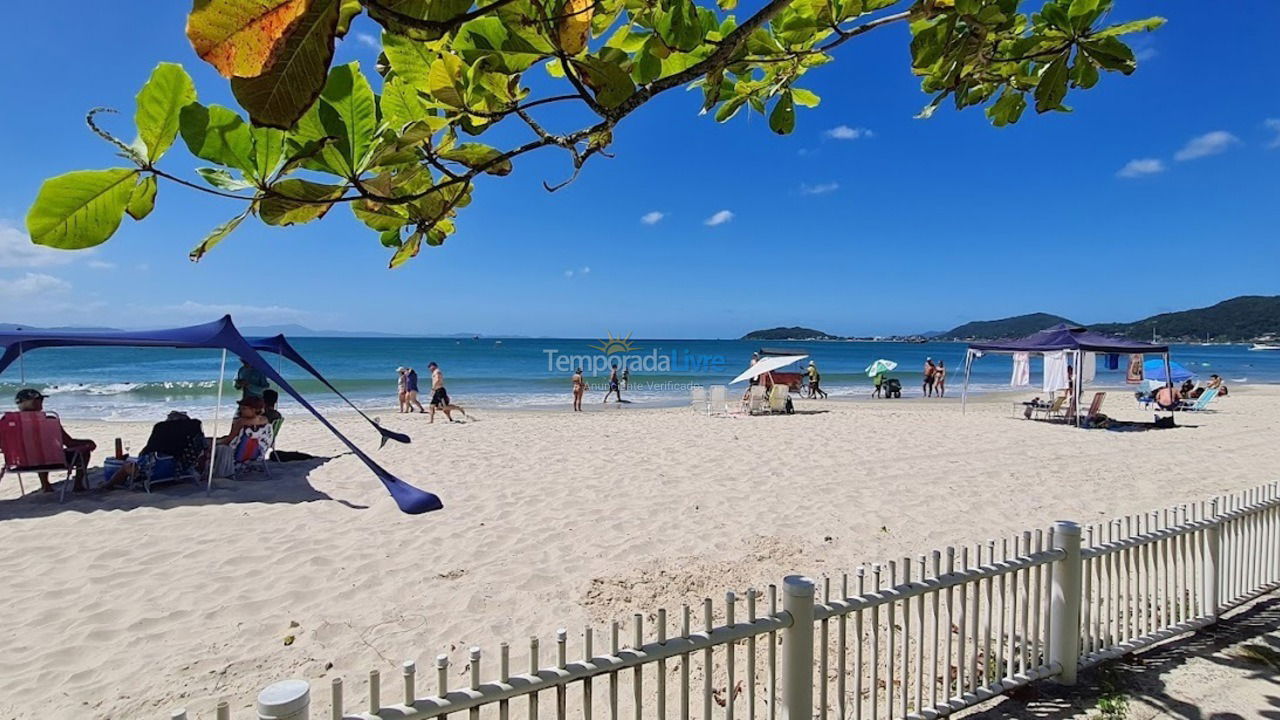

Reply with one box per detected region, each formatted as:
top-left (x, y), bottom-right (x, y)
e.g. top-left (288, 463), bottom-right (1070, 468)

top-left (104, 455), bottom-right (176, 482)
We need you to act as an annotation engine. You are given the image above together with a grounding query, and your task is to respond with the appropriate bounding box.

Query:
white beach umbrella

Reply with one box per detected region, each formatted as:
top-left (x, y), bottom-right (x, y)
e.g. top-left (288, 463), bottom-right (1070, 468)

top-left (729, 355), bottom-right (809, 384)
top-left (864, 359), bottom-right (897, 377)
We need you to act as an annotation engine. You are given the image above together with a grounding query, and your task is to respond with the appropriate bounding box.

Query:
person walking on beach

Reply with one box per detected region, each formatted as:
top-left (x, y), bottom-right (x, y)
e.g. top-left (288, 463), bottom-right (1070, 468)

top-left (404, 366), bottom-right (426, 413)
top-left (935, 360), bottom-right (947, 397)
top-left (234, 358), bottom-right (269, 400)
top-left (806, 360), bottom-right (828, 399)
top-left (427, 362), bottom-right (468, 423)
top-left (572, 367), bottom-right (587, 411)
top-left (923, 358), bottom-right (937, 397)
top-left (603, 363), bottom-right (623, 403)
top-left (396, 366), bottom-right (408, 412)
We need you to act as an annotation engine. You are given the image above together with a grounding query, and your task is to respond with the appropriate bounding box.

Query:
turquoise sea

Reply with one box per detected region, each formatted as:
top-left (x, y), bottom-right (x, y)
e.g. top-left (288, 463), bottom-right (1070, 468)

top-left (1, 337), bottom-right (1276, 420)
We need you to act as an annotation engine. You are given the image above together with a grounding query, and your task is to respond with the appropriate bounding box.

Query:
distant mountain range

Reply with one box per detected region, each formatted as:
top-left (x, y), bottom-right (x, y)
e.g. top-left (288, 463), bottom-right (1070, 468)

top-left (937, 296), bottom-right (1280, 342)
top-left (742, 326), bottom-right (839, 341)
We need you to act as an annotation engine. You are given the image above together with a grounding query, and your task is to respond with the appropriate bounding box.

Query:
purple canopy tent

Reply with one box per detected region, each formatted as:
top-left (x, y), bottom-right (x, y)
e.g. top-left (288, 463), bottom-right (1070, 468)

top-left (961, 324), bottom-right (1171, 426)
top-left (0, 316), bottom-right (441, 514)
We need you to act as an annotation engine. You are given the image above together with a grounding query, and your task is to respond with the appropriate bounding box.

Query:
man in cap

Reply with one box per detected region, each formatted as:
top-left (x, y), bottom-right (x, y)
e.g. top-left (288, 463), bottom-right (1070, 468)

top-left (806, 360), bottom-right (828, 399)
top-left (13, 388), bottom-right (96, 492)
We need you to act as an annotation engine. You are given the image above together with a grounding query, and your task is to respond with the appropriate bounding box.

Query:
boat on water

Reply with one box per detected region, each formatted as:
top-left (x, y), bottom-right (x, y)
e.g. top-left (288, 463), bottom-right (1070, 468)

top-left (1249, 343), bottom-right (1280, 351)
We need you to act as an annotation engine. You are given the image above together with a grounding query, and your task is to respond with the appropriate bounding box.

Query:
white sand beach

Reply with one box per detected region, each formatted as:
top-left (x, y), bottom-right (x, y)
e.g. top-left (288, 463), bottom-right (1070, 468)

top-left (1, 386), bottom-right (1276, 719)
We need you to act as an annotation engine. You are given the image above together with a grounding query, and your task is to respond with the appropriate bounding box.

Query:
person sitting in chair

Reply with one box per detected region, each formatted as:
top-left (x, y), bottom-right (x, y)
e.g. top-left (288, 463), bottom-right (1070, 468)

top-left (14, 388), bottom-right (96, 493)
top-left (103, 411), bottom-right (205, 490)
top-left (219, 396), bottom-right (269, 445)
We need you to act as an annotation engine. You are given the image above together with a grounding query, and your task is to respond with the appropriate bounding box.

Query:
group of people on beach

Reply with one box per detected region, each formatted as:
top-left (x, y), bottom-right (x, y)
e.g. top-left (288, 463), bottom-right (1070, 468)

top-left (570, 363), bottom-right (630, 411)
top-left (923, 357), bottom-right (948, 397)
top-left (396, 363), bottom-right (469, 422)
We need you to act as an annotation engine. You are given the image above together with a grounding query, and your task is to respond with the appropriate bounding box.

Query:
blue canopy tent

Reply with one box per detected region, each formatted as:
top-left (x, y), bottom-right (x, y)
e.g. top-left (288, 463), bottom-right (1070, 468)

top-left (961, 324), bottom-right (1171, 426)
top-left (0, 316), bottom-right (441, 514)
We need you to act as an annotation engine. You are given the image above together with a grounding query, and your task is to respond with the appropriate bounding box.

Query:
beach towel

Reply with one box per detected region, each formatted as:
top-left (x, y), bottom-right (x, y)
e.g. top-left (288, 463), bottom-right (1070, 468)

top-left (1082, 352), bottom-right (1097, 385)
top-left (1010, 352), bottom-right (1031, 387)
top-left (1043, 351), bottom-right (1069, 393)
top-left (1106, 354), bottom-right (1120, 370)
top-left (1127, 354), bottom-right (1144, 384)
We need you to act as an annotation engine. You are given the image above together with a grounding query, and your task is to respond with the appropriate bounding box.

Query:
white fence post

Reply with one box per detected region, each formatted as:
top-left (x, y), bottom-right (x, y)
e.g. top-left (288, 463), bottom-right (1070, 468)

top-left (781, 575), bottom-right (815, 720)
top-left (1205, 499), bottom-right (1222, 622)
top-left (258, 679), bottom-right (311, 720)
top-left (1049, 521), bottom-right (1082, 685)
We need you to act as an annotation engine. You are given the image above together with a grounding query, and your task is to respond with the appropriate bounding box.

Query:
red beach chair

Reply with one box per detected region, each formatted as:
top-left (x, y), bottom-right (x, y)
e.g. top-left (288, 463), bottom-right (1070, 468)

top-left (0, 411), bottom-right (80, 499)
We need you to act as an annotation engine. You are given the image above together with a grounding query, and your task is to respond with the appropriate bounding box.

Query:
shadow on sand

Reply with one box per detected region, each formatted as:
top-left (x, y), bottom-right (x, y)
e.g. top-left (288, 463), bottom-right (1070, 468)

top-left (963, 595), bottom-right (1280, 719)
top-left (0, 455), bottom-right (367, 521)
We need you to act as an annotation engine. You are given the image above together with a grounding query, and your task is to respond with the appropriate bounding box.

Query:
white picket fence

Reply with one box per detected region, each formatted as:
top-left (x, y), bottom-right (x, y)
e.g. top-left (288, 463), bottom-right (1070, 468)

top-left (173, 483), bottom-right (1280, 720)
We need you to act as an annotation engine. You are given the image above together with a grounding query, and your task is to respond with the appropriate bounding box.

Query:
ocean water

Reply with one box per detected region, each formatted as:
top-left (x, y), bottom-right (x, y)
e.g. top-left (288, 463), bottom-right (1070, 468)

top-left (1, 337), bottom-right (1275, 420)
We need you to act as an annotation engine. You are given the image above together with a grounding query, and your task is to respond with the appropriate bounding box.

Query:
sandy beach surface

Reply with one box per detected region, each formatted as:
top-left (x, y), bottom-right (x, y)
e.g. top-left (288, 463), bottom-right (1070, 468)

top-left (1, 385), bottom-right (1276, 719)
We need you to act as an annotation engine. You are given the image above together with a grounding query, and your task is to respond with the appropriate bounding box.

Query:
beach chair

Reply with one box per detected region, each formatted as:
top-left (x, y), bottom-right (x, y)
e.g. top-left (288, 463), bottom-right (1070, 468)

top-left (269, 417), bottom-right (284, 462)
top-left (743, 385), bottom-right (767, 415)
top-left (690, 386), bottom-right (709, 413)
top-left (1180, 387), bottom-right (1219, 412)
top-left (1081, 392), bottom-right (1107, 427)
top-left (0, 411), bottom-right (82, 501)
top-left (1033, 396), bottom-right (1065, 421)
top-left (708, 385), bottom-right (728, 415)
top-left (768, 384), bottom-right (789, 414)
top-left (231, 425), bottom-right (274, 479)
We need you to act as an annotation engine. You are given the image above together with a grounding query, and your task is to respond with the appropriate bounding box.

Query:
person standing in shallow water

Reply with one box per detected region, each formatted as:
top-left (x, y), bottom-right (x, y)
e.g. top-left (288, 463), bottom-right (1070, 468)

top-left (935, 360), bottom-right (947, 397)
top-left (923, 357), bottom-right (937, 397)
top-left (571, 367), bottom-right (587, 411)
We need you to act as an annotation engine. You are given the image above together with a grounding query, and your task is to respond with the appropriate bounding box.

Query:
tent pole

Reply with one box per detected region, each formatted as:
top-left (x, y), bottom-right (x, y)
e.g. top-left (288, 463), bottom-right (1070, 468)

top-left (961, 350), bottom-right (972, 414)
top-left (207, 349), bottom-right (227, 494)
top-left (18, 342), bottom-right (24, 384)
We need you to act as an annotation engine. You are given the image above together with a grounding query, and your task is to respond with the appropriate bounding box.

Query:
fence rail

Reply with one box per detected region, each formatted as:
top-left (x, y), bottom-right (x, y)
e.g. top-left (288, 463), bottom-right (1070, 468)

top-left (170, 483), bottom-right (1280, 720)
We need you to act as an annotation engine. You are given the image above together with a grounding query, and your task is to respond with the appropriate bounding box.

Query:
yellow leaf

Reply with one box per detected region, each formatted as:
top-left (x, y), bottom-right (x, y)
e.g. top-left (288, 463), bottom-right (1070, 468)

top-left (188, 0), bottom-right (309, 78)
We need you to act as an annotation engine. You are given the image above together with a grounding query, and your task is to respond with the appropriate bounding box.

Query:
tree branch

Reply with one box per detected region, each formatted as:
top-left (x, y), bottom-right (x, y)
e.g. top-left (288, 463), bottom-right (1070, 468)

top-left (362, 0), bottom-right (520, 34)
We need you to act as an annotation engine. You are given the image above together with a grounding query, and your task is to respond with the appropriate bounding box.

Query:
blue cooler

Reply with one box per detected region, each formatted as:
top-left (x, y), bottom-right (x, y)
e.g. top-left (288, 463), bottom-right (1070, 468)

top-left (103, 455), bottom-right (177, 483)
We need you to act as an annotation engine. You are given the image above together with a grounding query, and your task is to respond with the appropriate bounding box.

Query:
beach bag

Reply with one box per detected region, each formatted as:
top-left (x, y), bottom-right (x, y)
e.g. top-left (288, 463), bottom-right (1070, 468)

top-left (211, 444), bottom-right (236, 477)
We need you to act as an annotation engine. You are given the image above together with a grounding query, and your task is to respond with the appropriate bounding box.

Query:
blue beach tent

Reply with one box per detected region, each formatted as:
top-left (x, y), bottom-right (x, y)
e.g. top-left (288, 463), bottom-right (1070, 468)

top-left (0, 316), bottom-right (441, 514)
top-left (1142, 358), bottom-right (1195, 384)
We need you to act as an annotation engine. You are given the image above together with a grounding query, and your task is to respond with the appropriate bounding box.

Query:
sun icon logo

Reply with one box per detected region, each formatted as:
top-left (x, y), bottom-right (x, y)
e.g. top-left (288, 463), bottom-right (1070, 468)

top-left (590, 331), bottom-right (639, 355)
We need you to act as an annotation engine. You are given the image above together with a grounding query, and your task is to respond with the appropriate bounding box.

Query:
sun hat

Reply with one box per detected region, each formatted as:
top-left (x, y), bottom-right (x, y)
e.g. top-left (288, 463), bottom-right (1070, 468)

top-left (396, 366), bottom-right (407, 373)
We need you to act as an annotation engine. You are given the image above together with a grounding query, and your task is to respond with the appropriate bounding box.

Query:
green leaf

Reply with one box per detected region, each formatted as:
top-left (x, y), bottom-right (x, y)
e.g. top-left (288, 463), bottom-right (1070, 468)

top-left (576, 56), bottom-right (635, 109)
top-left (353, 198), bottom-right (410, 231)
top-left (230, 0), bottom-right (341, 129)
top-left (1094, 17), bottom-right (1165, 38)
top-left (336, 0), bottom-right (362, 36)
top-left (1071, 55), bottom-right (1099, 89)
top-left (197, 167), bottom-right (257, 191)
top-left (1080, 36), bottom-right (1137, 74)
top-left (190, 208), bottom-right (252, 262)
top-left (715, 95), bottom-right (747, 123)
top-left (382, 31), bottom-right (436, 87)
top-left (134, 63), bottom-right (197, 163)
top-left (317, 62), bottom-right (378, 175)
top-left (126, 175), bottom-right (158, 221)
top-left (379, 229), bottom-right (402, 248)
top-left (427, 52), bottom-right (468, 108)
top-left (986, 89), bottom-right (1026, 126)
top-left (381, 76), bottom-right (428, 132)
top-left (1034, 54), bottom-right (1070, 113)
top-left (389, 229), bottom-right (423, 268)
top-left (440, 143), bottom-right (513, 176)
top-left (768, 91), bottom-right (796, 135)
top-left (259, 179), bottom-right (345, 225)
top-left (27, 168), bottom-right (138, 249)
top-left (250, 124), bottom-right (286, 181)
top-left (456, 16), bottom-right (553, 74)
top-left (180, 103), bottom-right (256, 173)
top-left (790, 88), bottom-right (820, 108)
top-left (1067, 0), bottom-right (1098, 19)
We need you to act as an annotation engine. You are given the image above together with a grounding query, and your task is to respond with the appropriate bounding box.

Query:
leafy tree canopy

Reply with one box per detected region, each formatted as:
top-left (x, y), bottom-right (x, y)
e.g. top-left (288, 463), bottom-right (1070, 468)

top-left (26, 0), bottom-right (1161, 267)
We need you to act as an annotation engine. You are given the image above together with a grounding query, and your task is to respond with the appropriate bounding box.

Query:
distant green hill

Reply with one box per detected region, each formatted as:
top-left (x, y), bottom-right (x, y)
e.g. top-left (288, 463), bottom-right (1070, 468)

top-left (1092, 296), bottom-right (1280, 342)
top-left (939, 313), bottom-right (1076, 340)
top-left (938, 296), bottom-right (1280, 342)
top-left (742, 326), bottom-right (838, 341)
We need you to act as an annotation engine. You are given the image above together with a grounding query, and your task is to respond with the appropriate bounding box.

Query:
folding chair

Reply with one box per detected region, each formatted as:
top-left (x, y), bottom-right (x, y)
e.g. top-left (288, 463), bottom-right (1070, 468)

top-left (0, 411), bottom-right (82, 501)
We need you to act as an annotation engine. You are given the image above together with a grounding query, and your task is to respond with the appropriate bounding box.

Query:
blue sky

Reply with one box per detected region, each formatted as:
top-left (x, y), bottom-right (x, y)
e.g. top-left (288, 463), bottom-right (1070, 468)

top-left (1, 1), bottom-right (1276, 337)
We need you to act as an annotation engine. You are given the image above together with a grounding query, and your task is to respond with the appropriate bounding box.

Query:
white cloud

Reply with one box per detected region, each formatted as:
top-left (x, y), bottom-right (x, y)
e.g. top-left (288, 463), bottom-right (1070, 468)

top-left (640, 211), bottom-right (665, 225)
top-left (704, 210), bottom-right (735, 227)
top-left (564, 269), bottom-right (574, 278)
top-left (355, 32), bottom-right (380, 49)
top-left (0, 220), bottom-right (80, 268)
top-left (1116, 158), bottom-right (1165, 179)
top-left (159, 301), bottom-right (315, 326)
top-left (1265, 119), bottom-right (1280, 150)
top-left (824, 125), bottom-right (872, 140)
top-left (1135, 47), bottom-right (1158, 61)
top-left (87, 260), bottom-right (117, 270)
top-left (800, 182), bottom-right (840, 195)
top-left (136, 263), bottom-right (150, 272)
top-left (1174, 131), bottom-right (1239, 161)
top-left (0, 272), bottom-right (71, 300)
top-left (580, 266), bottom-right (591, 274)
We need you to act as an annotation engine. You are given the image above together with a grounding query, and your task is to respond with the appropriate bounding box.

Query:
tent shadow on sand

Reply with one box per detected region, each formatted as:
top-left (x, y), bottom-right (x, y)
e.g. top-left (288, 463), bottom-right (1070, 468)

top-left (0, 456), bottom-right (367, 522)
